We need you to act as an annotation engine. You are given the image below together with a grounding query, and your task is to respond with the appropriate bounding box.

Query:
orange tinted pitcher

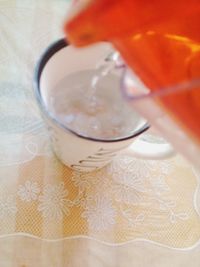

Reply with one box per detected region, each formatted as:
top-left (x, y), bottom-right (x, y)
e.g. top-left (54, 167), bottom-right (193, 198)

top-left (64, 0), bottom-right (200, 166)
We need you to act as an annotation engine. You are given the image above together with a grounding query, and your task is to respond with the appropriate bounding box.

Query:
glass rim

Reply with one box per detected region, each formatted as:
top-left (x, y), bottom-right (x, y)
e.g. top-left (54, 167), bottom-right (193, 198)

top-left (34, 38), bottom-right (150, 143)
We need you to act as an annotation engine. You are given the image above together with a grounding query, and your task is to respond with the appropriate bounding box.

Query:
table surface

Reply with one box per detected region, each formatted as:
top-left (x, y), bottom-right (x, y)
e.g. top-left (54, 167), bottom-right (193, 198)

top-left (1, 1), bottom-right (200, 266)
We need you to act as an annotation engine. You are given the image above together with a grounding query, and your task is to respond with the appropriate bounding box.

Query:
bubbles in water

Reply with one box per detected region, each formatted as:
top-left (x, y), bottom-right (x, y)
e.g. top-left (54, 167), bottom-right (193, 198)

top-left (46, 53), bottom-right (141, 140)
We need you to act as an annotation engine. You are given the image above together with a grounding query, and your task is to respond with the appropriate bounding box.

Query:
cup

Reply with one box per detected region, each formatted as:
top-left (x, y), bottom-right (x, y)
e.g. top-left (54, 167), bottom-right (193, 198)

top-left (34, 39), bottom-right (174, 172)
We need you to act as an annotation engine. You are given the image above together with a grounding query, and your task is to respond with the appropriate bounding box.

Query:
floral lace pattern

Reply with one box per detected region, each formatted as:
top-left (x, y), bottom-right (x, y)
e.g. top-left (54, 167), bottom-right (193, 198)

top-left (38, 183), bottom-right (73, 220)
top-left (18, 181), bottom-right (40, 202)
top-left (82, 194), bottom-right (117, 231)
top-left (0, 153), bottom-right (199, 248)
top-left (1, 0), bottom-right (200, 253)
top-left (0, 196), bottom-right (17, 218)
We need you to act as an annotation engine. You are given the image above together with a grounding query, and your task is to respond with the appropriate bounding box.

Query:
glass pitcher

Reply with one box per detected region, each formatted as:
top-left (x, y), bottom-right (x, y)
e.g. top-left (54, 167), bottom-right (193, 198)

top-left (64, 0), bottom-right (200, 169)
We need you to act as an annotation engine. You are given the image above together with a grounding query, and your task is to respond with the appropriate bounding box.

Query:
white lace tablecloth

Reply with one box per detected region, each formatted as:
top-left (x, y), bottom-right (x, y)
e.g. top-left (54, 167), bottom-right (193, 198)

top-left (1, 1), bottom-right (200, 266)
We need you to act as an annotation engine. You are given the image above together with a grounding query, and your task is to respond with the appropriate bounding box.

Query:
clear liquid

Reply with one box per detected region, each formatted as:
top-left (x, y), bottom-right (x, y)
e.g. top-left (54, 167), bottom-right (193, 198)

top-left (84, 50), bottom-right (121, 114)
top-left (48, 69), bottom-right (144, 140)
